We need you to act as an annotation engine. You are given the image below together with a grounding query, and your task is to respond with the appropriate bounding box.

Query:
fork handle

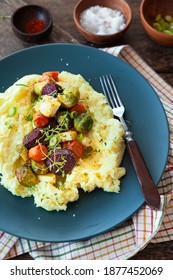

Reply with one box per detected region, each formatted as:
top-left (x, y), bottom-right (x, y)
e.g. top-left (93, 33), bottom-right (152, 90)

top-left (126, 138), bottom-right (161, 210)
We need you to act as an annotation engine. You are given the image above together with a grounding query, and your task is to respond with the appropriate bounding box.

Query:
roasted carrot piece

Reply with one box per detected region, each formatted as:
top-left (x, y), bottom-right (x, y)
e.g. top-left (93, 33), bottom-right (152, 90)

top-left (33, 111), bottom-right (49, 127)
top-left (28, 144), bottom-right (48, 162)
top-left (64, 140), bottom-right (84, 159)
top-left (69, 103), bottom-right (86, 114)
top-left (42, 71), bottom-right (59, 82)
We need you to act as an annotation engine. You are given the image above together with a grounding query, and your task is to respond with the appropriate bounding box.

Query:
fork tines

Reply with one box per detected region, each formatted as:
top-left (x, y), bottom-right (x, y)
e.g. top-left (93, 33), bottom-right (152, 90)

top-left (99, 75), bottom-right (123, 109)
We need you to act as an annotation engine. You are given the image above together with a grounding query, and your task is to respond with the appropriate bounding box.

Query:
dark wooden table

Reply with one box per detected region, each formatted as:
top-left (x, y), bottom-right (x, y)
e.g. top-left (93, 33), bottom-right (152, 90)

top-left (0, 0), bottom-right (173, 260)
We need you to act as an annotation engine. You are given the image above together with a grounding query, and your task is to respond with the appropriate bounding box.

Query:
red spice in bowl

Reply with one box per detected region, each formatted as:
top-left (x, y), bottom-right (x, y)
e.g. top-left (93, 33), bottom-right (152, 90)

top-left (25, 19), bottom-right (46, 34)
top-left (11, 5), bottom-right (53, 42)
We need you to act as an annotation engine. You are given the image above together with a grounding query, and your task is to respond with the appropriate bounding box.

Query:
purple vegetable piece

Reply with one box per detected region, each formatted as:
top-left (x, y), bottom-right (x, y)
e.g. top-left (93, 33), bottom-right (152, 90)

top-left (46, 148), bottom-right (76, 175)
top-left (47, 118), bottom-right (58, 129)
top-left (42, 83), bottom-right (63, 97)
top-left (23, 127), bottom-right (45, 150)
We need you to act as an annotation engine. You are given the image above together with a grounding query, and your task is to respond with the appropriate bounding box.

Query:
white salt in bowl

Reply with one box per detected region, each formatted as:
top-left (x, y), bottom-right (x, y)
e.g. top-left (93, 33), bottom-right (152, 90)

top-left (73, 0), bottom-right (132, 45)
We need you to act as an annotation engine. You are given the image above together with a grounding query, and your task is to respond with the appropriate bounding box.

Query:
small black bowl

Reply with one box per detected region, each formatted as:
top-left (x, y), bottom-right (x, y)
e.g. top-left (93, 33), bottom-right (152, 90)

top-left (11, 4), bottom-right (53, 42)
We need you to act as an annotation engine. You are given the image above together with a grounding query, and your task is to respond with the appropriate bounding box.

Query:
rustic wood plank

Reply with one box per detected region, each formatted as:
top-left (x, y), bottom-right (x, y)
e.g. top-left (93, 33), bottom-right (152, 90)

top-left (131, 241), bottom-right (173, 260)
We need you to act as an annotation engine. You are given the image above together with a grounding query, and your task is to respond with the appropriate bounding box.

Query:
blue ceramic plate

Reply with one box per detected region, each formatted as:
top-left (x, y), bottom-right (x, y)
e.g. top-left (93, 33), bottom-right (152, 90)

top-left (0, 44), bottom-right (169, 242)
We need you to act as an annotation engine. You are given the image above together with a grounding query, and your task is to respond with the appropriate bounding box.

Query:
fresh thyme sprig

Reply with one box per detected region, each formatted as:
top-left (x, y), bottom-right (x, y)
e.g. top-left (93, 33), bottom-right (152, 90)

top-left (35, 113), bottom-right (70, 176)
top-left (38, 111), bottom-right (70, 149)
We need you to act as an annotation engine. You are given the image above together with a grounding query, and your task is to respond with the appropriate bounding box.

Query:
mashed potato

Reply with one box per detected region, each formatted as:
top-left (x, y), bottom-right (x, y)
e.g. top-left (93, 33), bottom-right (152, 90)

top-left (0, 71), bottom-right (126, 211)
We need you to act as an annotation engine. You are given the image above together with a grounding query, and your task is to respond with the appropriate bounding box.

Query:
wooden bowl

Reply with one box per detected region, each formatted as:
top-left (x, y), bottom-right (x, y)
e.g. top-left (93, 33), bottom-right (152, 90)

top-left (11, 5), bottom-right (53, 43)
top-left (73, 0), bottom-right (132, 45)
top-left (140, 0), bottom-right (173, 46)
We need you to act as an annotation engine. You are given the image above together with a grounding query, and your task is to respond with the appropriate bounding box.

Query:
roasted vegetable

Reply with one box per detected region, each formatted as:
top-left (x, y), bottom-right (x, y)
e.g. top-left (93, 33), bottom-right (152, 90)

top-left (74, 113), bottom-right (93, 133)
top-left (63, 140), bottom-right (84, 159)
top-left (83, 146), bottom-right (94, 158)
top-left (23, 127), bottom-right (46, 150)
top-left (45, 148), bottom-right (76, 175)
top-left (33, 81), bottom-right (47, 95)
top-left (69, 102), bottom-right (86, 114)
top-left (58, 86), bottom-right (80, 108)
top-left (15, 164), bottom-right (37, 187)
top-left (42, 83), bottom-right (63, 97)
top-left (42, 71), bottom-right (59, 82)
top-left (49, 130), bottom-right (77, 148)
top-left (56, 111), bottom-right (73, 131)
top-left (28, 144), bottom-right (48, 162)
top-left (33, 111), bottom-right (49, 127)
top-left (37, 173), bottom-right (56, 185)
top-left (46, 118), bottom-right (58, 129)
top-left (59, 130), bottom-right (77, 142)
top-left (30, 159), bottom-right (48, 175)
top-left (49, 135), bottom-right (60, 149)
top-left (39, 95), bottom-right (61, 117)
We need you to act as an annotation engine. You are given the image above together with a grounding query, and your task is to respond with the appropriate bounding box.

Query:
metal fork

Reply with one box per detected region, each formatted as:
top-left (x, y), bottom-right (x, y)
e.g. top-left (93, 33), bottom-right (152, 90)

top-left (100, 75), bottom-right (160, 210)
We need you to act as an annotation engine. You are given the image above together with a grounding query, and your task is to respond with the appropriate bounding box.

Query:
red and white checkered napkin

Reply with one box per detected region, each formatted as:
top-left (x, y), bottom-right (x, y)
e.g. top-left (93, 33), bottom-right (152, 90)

top-left (0, 46), bottom-right (173, 260)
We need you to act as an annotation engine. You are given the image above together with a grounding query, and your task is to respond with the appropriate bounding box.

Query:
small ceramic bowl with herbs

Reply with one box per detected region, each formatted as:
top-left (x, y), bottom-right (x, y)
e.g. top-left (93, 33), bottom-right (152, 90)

top-left (140, 0), bottom-right (173, 46)
top-left (11, 4), bottom-right (53, 42)
top-left (73, 0), bottom-right (132, 45)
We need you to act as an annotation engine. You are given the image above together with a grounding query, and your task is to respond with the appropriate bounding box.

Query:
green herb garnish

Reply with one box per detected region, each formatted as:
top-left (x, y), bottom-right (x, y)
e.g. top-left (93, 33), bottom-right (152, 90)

top-left (8, 106), bottom-right (17, 117)
top-left (26, 115), bottom-right (33, 121)
top-left (15, 83), bottom-right (29, 87)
